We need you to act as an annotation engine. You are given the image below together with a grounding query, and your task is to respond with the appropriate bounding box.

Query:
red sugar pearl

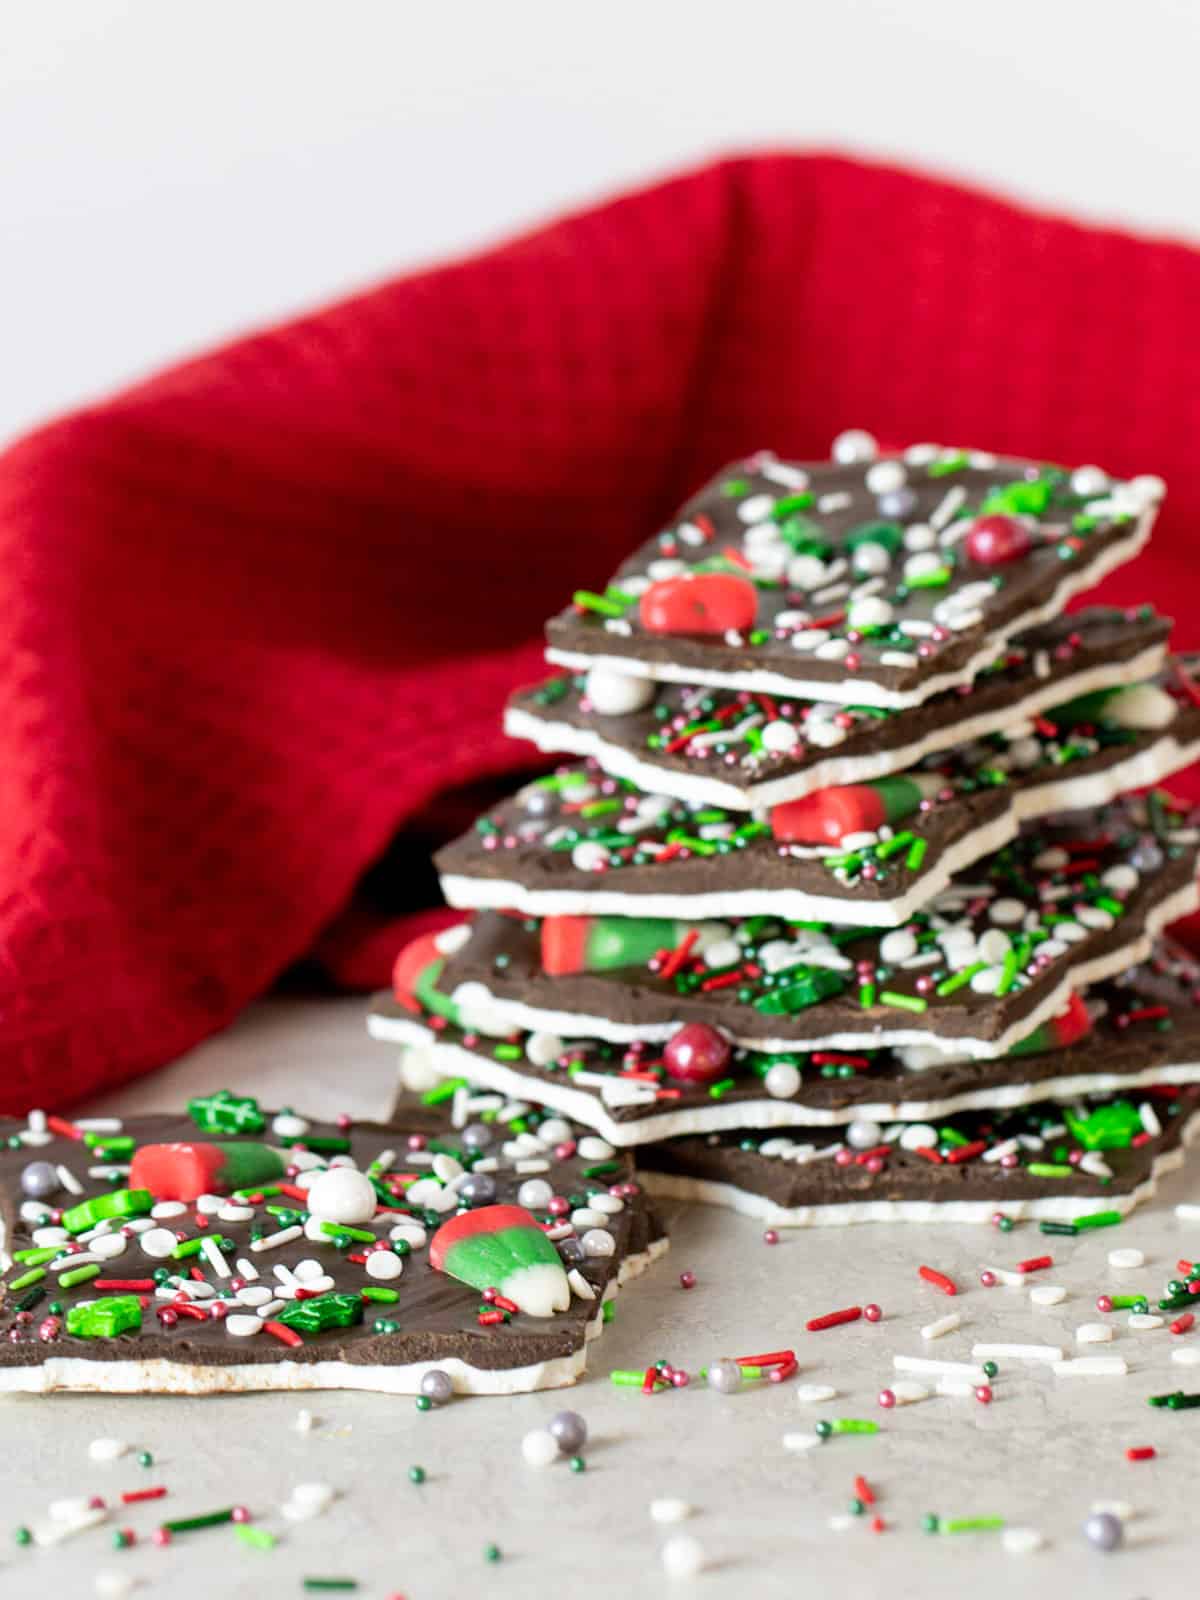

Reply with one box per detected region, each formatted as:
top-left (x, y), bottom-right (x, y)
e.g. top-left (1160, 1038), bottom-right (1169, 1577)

top-left (863, 1304), bottom-right (882, 1323)
top-left (878, 1389), bottom-right (896, 1409)
top-left (975, 1385), bottom-right (993, 1405)
top-left (763, 1230), bottom-right (780, 1246)
top-left (679, 1271), bottom-right (697, 1290)
top-left (980, 1271), bottom-right (998, 1289)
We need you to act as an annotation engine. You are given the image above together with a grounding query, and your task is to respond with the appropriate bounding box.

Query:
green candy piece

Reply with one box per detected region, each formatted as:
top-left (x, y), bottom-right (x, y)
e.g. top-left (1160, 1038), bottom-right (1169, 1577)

top-left (187, 1089), bottom-right (266, 1135)
top-left (980, 479), bottom-right (1054, 516)
top-left (277, 1292), bottom-right (364, 1335)
top-left (753, 965), bottom-right (848, 1014)
top-left (1064, 1101), bottom-right (1142, 1151)
top-left (65, 1295), bottom-right (142, 1339)
top-left (844, 520), bottom-right (903, 554)
top-left (61, 1188), bottom-right (154, 1236)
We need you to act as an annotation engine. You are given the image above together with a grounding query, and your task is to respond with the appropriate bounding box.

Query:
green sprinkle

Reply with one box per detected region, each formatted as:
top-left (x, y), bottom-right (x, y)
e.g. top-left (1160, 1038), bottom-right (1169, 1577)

top-left (58, 1263), bottom-right (101, 1289)
top-left (360, 1286), bottom-right (400, 1303)
top-left (12, 1246), bottom-right (66, 1265)
top-left (1038, 1221), bottom-right (1078, 1236)
top-left (609, 1369), bottom-right (645, 1386)
top-left (235, 1524), bottom-right (277, 1550)
top-left (303, 1583), bottom-right (359, 1594)
top-left (936, 962), bottom-right (987, 995)
top-left (707, 1078), bottom-right (735, 1098)
top-left (829, 1418), bottom-right (879, 1435)
top-left (942, 1516), bottom-right (1005, 1534)
top-left (319, 1222), bottom-right (375, 1243)
top-left (484, 1544), bottom-right (502, 1564)
top-left (570, 1455), bottom-right (586, 1473)
top-left (138, 1450), bottom-right (153, 1468)
top-left (415, 1395), bottom-right (433, 1412)
top-left (421, 1078), bottom-right (466, 1106)
top-left (572, 589), bottom-right (628, 618)
top-left (1025, 1163), bottom-right (1075, 1179)
top-left (875, 831), bottom-right (915, 861)
top-left (493, 1043), bottom-right (522, 1061)
top-left (879, 990), bottom-right (927, 1014)
top-left (582, 1161), bottom-right (622, 1178)
top-left (161, 1508), bottom-right (237, 1533)
top-left (7, 1267), bottom-right (46, 1292)
top-left (1073, 1209), bottom-right (1123, 1231)
top-left (409, 1465), bottom-right (426, 1485)
top-left (14, 1526), bottom-right (31, 1546)
top-left (928, 452), bottom-right (969, 477)
top-left (858, 983), bottom-right (876, 1009)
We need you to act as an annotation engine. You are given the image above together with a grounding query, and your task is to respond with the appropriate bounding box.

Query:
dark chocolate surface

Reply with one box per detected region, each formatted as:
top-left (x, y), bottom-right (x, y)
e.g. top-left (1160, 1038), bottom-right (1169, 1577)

top-left (0, 1105), bottom-right (663, 1378)
top-left (436, 797), bottom-right (1199, 1051)
top-left (512, 609), bottom-right (1171, 807)
top-left (544, 450), bottom-right (1157, 700)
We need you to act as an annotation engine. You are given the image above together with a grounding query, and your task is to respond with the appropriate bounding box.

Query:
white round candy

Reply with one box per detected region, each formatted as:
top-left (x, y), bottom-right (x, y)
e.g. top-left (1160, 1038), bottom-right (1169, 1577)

top-left (1102, 864), bottom-right (1139, 894)
top-left (1130, 473), bottom-right (1166, 503)
top-left (90, 1233), bottom-right (128, 1260)
top-left (88, 1438), bottom-right (129, 1463)
top-left (237, 1286), bottom-right (273, 1307)
top-left (1029, 1285), bottom-right (1066, 1307)
top-left (661, 1534), bottom-right (707, 1580)
top-left (389, 1222), bottom-right (427, 1250)
top-left (571, 1208), bottom-right (606, 1230)
top-left (764, 1062), bottom-right (801, 1100)
top-left (571, 842), bottom-right (609, 873)
top-left (584, 667), bottom-right (655, 717)
top-left (226, 1314), bottom-right (264, 1338)
top-left (988, 897), bottom-right (1026, 926)
top-left (865, 460), bottom-right (906, 495)
top-left (846, 1119), bottom-right (883, 1151)
top-left (366, 1250), bottom-right (404, 1281)
top-left (526, 1032), bottom-right (565, 1068)
top-left (831, 428), bottom-right (878, 465)
top-left (304, 1167), bottom-right (377, 1226)
top-left (518, 1178), bottom-right (555, 1210)
top-left (1108, 1248), bottom-right (1145, 1270)
top-left (851, 541), bottom-right (892, 575)
top-left (650, 1498), bottom-right (693, 1524)
top-left (521, 1429), bottom-right (559, 1468)
top-left (701, 937), bottom-right (740, 972)
top-left (977, 928), bottom-right (1011, 964)
top-left (1108, 684), bottom-right (1175, 730)
top-left (537, 1117), bottom-right (573, 1145)
top-left (150, 1201), bottom-right (186, 1220)
top-left (1070, 464), bottom-right (1109, 497)
top-left (578, 1136), bottom-right (615, 1161)
top-left (589, 1193), bottom-right (624, 1215)
top-left (787, 554), bottom-right (829, 591)
top-left (903, 523), bottom-right (936, 551)
top-left (432, 1153), bottom-right (463, 1184)
top-left (899, 1125), bottom-right (938, 1152)
top-left (761, 719), bottom-right (800, 754)
top-left (737, 492), bottom-right (776, 523)
top-left (903, 551), bottom-right (944, 581)
top-left (879, 929), bottom-right (917, 965)
top-left (969, 965), bottom-right (1003, 994)
top-left (293, 1258), bottom-right (326, 1282)
top-left (272, 1113), bottom-right (310, 1138)
top-left (140, 1227), bottom-right (180, 1259)
top-left (847, 596), bottom-right (894, 629)
top-left (581, 1229), bottom-right (616, 1257)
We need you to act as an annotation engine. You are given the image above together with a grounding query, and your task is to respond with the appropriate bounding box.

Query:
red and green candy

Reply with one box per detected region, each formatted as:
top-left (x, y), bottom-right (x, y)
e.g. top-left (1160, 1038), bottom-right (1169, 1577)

top-left (129, 1141), bottom-right (290, 1202)
top-left (771, 774), bottom-right (943, 847)
top-left (430, 1204), bottom-right (570, 1317)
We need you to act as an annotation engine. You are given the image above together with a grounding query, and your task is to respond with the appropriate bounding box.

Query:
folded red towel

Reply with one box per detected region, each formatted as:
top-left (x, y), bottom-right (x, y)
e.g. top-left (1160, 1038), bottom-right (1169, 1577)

top-left (2, 150), bottom-right (1198, 1111)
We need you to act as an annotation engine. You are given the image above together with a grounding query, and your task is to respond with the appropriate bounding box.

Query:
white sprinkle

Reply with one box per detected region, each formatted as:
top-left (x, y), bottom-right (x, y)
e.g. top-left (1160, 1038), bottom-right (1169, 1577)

top-left (894, 1355), bottom-right (986, 1382)
top-left (250, 1225), bottom-right (304, 1253)
top-left (201, 1234), bottom-right (230, 1278)
top-left (930, 485), bottom-right (967, 530)
top-left (1109, 1248), bottom-right (1145, 1270)
top-left (51, 1251), bottom-right (99, 1272)
top-left (889, 1380), bottom-right (931, 1406)
top-left (1052, 1357), bottom-right (1127, 1377)
top-left (365, 1251), bottom-right (403, 1282)
top-left (650, 1498), bottom-right (692, 1524)
top-left (661, 1534), bottom-right (706, 1580)
top-left (1030, 1285), bottom-right (1066, 1308)
top-left (32, 1506), bottom-right (108, 1546)
top-left (567, 1268), bottom-right (596, 1301)
top-left (521, 1428), bottom-right (559, 1468)
top-left (972, 1343), bottom-right (1063, 1364)
top-left (235, 1257), bottom-right (260, 1281)
top-left (1091, 1499), bottom-right (1134, 1520)
top-left (1076, 1323), bottom-right (1113, 1345)
top-left (294, 1408), bottom-right (317, 1433)
top-left (979, 1265), bottom-right (1025, 1287)
top-left (1139, 1101), bottom-right (1163, 1138)
top-left (936, 1378), bottom-right (977, 1398)
top-left (1002, 1527), bottom-right (1045, 1555)
top-left (226, 1314), bottom-right (264, 1338)
top-left (55, 1164), bottom-right (84, 1196)
top-left (88, 1438), bottom-right (129, 1463)
top-left (782, 1431), bottom-right (823, 1452)
top-left (921, 1313), bottom-right (961, 1341)
top-left (795, 1383), bottom-right (837, 1404)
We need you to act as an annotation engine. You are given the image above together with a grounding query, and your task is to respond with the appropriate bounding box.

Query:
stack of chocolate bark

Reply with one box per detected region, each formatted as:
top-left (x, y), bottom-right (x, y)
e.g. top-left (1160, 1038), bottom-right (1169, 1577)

top-left (372, 436), bottom-right (1200, 1227)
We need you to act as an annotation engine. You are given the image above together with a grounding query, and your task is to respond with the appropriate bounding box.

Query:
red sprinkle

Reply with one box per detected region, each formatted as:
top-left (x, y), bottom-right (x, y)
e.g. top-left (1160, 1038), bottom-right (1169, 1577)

top-left (491, 1294), bottom-right (519, 1315)
top-left (736, 1349), bottom-right (795, 1368)
top-left (806, 1306), bottom-right (862, 1332)
top-left (46, 1115), bottom-right (84, 1141)
top-left (263, 1320), bottom-right (303, 1349)
top-left (945, 1140), bottom-right (988, 1165)
top-left (94, 1280), bottom-right (155, 1292)
top-left (1126, 1446), bottom-right (1156, 1462)
top-left (871, 1515), bottom-right (886, 1534)
top-left (854, 1475), bottom-right (875, 1506)
top-left (121, 1487), bottom-right (167, 1504)
top-left (641, 1364), bottom-right (660, 1395)
top-left (1171, 1313), bottom-right (1195, 1335)
top-left (914, 1146), bottom-right (944, 1165)
top-left (659, 932), bottom-right (699, 981)
top-left (1017, 1256), bottom-right (1054, 1274)
top-left (918, 1266), bottom-right (957, 1296)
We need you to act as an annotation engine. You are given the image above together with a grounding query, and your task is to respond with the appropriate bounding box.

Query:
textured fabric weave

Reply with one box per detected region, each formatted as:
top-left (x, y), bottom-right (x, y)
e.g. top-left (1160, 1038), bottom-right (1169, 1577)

top-left (2, 151), bottom-right (1198, 1111)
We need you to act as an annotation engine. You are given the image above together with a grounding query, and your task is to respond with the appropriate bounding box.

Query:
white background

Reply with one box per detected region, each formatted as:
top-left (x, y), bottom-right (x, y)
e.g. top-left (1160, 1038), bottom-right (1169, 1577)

top-left (2, 0), bottom-right (1198, 445)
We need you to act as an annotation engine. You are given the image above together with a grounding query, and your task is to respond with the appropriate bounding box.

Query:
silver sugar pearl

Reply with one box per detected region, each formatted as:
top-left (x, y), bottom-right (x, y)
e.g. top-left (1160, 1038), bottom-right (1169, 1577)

top-left (1083, 1511), bottom-right (1123, 1551)
top-left (20, 1161), bottom-right (59, 1200)
top-left (461, 1123), bottom-right (493, 1151)
top-left (549, 1409), bottom-right (588, 1453)
top-left (877, 486), bottom-right (918, 520)
top-left (420, 1369), bottom-right (454, 1405)
top-left (707, 1357), bottom-right (743, 1394)
top-left (456, 1173), bottom-right (497, 1207)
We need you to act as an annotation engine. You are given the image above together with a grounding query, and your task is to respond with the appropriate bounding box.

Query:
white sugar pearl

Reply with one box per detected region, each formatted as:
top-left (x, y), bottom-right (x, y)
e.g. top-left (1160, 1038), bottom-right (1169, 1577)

top-left (140, 1228), bottom-right (179, 1259)
top-left (1130, 473), bottom-right (1166, 503)
top-left (847, 596), bottom-right (894, 629)
top-left (661, 1534), bottom-right (706, 1580)
top-left (522, 1429), bottom-right (559, 1468)
top-left (832, 428), bottom-right (878, 465)
top-left (584, 667), bottom-right (655, 716)
top-left (366, 1250), bottom-right (404, 1281)
top-left (846, 1119), bottom-right (882, 1151)
top-left (571, 842), bottom-right (609, 872)
top-left (764, 1062), bottom-right (801, 1100)
top-left (526, 1032), bottom-right (565, 1068)
top-left (852, 541), bottom-right (892, 575)
top-left (761, 719), bottom-right (800, 754)
top-left (880, 930), bottom-right (917, 964)
top-left (787, 554), bottom-right (829, 591)
top-left (1070, 465), bottom-right (1109, 497)
top-left (226, 1314), bottom-right (264, 1338)
top-left (1108, 1248), bottom-right (1145, 1270)
top-left (272, 1113), bottom-right (310, 1138)
top-left (581, 1229), bottom-right (616, 1257)
top-left (518, 1179), bottom-right (555, 1209)
top-left (578, 1136), bottom-right (615, 1161)
top-left (650, 1498), bottom-right (692, 1524)
top-left (701, 937), bottom-right (741, 971)
top-left (988, 898), bottom-right (1026, 926)
top-left (865, 460), bottom-right (906, 495)
top-left (88, 1438), bottom-right (129, 1463)
top-left (304, 1167), bottom-right (376, 1226)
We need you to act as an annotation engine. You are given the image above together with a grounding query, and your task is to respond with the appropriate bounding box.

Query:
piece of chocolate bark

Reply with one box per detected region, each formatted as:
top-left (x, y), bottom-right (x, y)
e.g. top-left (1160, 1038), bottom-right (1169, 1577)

top-left (543, 443), bottom-right (1161, 709)
top-left (442, 655), bottom-right (1200, 927)
top-left (508, 608), bottom-right (1172, 810)
top-left (370, 944), bottom-right (1200, 1146)
top-left (398, 796), bottom-right (1199, 1060)
top-left (0, 1097), bottom-right (665, 1396)
top-left (638, 1083), bottom-right (1200, 1227)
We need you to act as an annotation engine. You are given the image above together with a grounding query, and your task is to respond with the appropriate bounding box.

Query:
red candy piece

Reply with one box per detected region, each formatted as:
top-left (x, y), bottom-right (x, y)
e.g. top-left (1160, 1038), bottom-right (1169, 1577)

top-left (640, 573), bottom-right (757, 637)
top-left (663, 1022), bottom-right (732, 1084)
top-left (964, 513), bottom-right (1032, 567)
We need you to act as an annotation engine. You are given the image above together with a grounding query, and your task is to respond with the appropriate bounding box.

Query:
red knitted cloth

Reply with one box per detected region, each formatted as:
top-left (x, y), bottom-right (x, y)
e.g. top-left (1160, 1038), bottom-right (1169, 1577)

top-left (3, 151), bottom-right (1199, 1112)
